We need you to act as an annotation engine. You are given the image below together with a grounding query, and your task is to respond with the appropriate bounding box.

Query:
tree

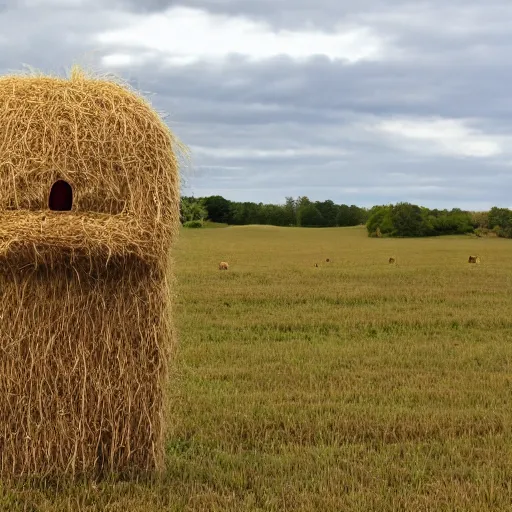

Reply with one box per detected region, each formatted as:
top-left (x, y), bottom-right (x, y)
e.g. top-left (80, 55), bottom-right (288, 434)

top-left (284, 197), bottom-right (297, 226)
top-left (336, 204), bottom-right (352, 226)
top-left (180, 196), bottom-right (207, 223)
top-left (260, 204), bottom-right (289, 226)
top-left (229, 202), bottom-right (245, 225)
top-left (298, 203), bottom-right (324, 227)
top-left (488, 207), bottom-right (512, 231)
top-left (359, 207), bottom-right (370, 224)
top-left (337, 204), bottom-right (365, 226)
top-left (366, 205), bottom-right (393, 236)
top-left (203, 195), bottom-right (233, 224)
top-left (230, 201), bottom-right (262, 225)
top-left (348, 205), bottom-right (364, 225)
top-left (487, 207), bottom-right (512, 238)
top-left (295, 196), bottom-right (311, 211)
top-left (391, 202), bottom-right (425, 237)
top-left (471, 211), bottom-right (489, 229)
top-left (315, 200), bottom-right (338, 227)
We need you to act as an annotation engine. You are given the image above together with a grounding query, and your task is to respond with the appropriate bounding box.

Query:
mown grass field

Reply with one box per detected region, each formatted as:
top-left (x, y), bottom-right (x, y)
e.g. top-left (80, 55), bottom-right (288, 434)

top-left (3, 225), bottom-right (512, 511)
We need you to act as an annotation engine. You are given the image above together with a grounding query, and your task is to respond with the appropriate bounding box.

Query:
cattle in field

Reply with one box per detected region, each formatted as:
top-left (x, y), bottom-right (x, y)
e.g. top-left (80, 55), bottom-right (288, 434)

top-left (389, 257), bottom-right (396, 264)
top-left (468, 256), bottom-right (480, 264)
top-left (219, 261), bottom-right (229, 270)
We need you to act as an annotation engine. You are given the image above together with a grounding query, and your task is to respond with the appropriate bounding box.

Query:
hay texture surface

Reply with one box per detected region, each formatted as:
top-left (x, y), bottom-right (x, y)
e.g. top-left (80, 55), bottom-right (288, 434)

top-left (0, 68), bottom-right (181, 478)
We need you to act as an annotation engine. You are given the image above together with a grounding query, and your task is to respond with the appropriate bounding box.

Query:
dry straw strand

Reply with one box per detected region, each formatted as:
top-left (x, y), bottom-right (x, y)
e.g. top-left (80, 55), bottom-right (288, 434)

top-left (0, 66), bottom-right (184, 480)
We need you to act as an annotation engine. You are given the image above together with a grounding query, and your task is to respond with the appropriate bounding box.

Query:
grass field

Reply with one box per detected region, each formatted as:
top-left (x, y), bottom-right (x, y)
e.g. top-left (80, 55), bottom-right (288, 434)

top-left (2, 225), bottom-right (512, 511)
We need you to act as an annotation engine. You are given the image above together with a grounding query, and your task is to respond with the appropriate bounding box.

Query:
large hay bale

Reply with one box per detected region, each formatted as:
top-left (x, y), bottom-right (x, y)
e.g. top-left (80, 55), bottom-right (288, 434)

top-left (0, 67), bottom-right (182, 479)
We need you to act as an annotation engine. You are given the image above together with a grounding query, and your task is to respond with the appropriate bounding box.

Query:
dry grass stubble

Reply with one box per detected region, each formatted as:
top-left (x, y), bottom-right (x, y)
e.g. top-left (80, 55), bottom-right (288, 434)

top-left (2, 225), bottom-right (512, 510)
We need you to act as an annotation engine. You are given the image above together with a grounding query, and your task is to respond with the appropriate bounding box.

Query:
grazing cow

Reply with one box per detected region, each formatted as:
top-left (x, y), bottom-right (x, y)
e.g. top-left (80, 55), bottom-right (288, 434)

top-left (468, 256), bottom-right (480, 264)
top-left (325, 258), bottom-right (330, 263)
top-left (219, 261), bottom-right (229, 270)
top-left (389, 257), bottom-right (396, 264)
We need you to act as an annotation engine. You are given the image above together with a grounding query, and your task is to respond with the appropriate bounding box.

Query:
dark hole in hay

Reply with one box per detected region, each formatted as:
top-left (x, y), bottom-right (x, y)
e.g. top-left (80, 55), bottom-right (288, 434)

top-left (49, 180), bottom-right (73, 211)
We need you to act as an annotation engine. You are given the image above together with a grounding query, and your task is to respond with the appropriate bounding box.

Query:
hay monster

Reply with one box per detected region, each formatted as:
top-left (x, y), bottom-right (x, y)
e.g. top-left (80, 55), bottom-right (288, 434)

top-left (0, 67), bottom-right (182, 478)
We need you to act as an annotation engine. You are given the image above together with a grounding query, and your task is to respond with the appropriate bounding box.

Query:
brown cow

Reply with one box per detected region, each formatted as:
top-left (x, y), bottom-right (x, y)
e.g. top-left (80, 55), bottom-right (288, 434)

top-left (389, 257), bottom-right (396, 264)
top-left (468, 256), bottom-right (480, 264)
top-left (219, 261), bottom-right (229, 270)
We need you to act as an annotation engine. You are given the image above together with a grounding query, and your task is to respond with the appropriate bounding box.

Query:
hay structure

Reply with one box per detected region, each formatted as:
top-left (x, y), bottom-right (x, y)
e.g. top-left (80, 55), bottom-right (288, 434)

top-left (0, 68), bottom-right (182, 479)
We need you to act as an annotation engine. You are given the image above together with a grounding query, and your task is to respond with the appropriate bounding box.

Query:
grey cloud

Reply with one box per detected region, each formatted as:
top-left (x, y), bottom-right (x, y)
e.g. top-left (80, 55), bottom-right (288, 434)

top-left (120, 54), bottom-right (512, 208)
top-left (116, 0), bottom-right (512, 37)
top-left (0, 5), bottom-right (121, 72)
top-left (1, 0), bottom-right (512, 209)
top-left (117, 0), bottom-right (417, 30)
top-left (127, 54), bottom-right (512, 128)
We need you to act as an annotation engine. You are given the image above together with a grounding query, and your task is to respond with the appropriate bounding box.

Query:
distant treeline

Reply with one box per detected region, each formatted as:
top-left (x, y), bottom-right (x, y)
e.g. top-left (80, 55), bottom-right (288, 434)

top-left (180, 195), bottom-right (368, 227)
top-left (180, 195), bottom-right (512, 239)
top-left (367, 204), bottom-right (512, 238)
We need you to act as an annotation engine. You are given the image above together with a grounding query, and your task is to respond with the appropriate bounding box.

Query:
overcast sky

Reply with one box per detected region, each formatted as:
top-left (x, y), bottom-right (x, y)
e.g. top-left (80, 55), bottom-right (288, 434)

top-left (1, 0), bottom-right (511, 209)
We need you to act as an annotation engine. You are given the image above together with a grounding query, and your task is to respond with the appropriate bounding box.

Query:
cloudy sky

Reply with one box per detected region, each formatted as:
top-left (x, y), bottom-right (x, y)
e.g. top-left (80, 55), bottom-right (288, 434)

top-left (1, 0), bottom-right (511, 209)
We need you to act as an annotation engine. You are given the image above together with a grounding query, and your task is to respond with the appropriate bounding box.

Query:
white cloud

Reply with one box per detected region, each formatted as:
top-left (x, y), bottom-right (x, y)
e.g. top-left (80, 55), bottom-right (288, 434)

top-left (102, 51), bottom-right (158, 67)
top-left (96, 6), bottom-right (390, 66)
top-left (372, 116), bottom-right (503, 158)
top-left (195, 165), bottom-right (244, 170)
top-left (190, 145), bottom-right (350, 159)
top-left (22, 0), bottom-right (92, 6)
